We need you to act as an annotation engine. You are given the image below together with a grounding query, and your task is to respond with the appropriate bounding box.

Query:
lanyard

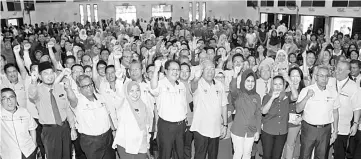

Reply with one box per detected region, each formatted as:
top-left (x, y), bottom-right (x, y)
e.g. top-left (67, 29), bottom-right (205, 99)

top-left (336, 78), bottom-right (349, 92)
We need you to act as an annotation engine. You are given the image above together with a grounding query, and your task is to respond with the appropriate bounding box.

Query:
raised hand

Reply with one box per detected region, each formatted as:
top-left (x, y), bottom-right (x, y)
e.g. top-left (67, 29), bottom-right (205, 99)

top-left (306, 89), bottom-right (315, 98)
top-left (221, 51), bottom-right (229, 62)
top-left (24, 43), bottom-right (31, 50)
top-left (194, 68), bottom-right (203, 79)
top-left (62, 68), bottom-right (71, 77)
top-left (47, 41), bottom-right (55, 48)
top-left (13, 45), bottom-right (21, 53)
top-left (271, 91), bottom-right (281, 99)
top-left (30, 71), bottom-right (39, 83)
top-left (113, 50), bottom-right (123, 59)
top-left (154, 60), bottom-right (162, 71)
top-left (115, 69), bottom-right (125, 79)
top-left (63, 77), bottom-right (71, 89)
top-left (93, 55), bottom-right (99, 64)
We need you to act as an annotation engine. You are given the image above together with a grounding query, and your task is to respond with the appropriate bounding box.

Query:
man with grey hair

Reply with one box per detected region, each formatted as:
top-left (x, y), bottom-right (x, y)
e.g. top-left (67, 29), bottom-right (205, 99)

top-left (256, 64), bottom-right (272, 102)
top-left (330, 60), bottom-right (361, 159)
top-left (190, 60), bottom-right (228, 159)
top-left (64, 74), bottom-right (116, 159)
top-left (296, 65), bottom-right (340, 159)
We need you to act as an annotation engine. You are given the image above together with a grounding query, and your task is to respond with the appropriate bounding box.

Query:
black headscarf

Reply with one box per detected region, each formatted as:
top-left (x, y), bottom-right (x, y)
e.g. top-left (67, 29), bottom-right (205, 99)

top-left (239, 69), bottom-right (257, 95)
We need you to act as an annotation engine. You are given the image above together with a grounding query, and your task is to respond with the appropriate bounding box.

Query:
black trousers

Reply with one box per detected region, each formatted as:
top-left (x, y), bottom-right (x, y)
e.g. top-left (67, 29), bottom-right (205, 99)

top-left (21, 149), bottom-right (37, 159)
top-left (261, 130), bottom-right (287, 159)
top-left (73, 129), bottom-right (87, 159)
top-left (79, 129), bottom-right (115, 159)
top-left (353, 130), bottom-right (361, 159)
top-left (184, 126), bottom-right (194, 159)
top-left (332, 135), bottom-right (349, 159)
top-left (157, 117), bottom-right (186, 159)
top-left (41, 121), bottom-right (72, 159)
top-left (299, 121), bottom-right (331, 159)
top-left (193, 131), bottom-right (220, 159)
top-left (34, 118), bottom-right (45, 159)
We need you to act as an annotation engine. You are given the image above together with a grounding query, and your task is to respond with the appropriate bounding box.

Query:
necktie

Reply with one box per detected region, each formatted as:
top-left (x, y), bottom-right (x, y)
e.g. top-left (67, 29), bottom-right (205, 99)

top-left (265, 80), bottom-right (269, 95)
top-left (50, 89), bottom-right (63, 125)
top-left (125, 68), bottom-right (130, 78)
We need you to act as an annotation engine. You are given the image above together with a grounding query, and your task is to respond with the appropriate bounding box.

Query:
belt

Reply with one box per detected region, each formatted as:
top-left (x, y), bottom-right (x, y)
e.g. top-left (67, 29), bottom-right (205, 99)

top-left (305, 121), bottom-right (330, 128)
top-left (80, 129), bottom-right (111, 137)
top-left (160, 117), bottom-right (185, 125)
top-left (42, 121), bottom-right (67, 127)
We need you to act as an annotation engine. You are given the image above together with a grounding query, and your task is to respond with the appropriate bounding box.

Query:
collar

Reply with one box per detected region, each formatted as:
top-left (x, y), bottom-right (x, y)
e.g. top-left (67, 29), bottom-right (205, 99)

top-left (337, 77), bottom-right (348, 87)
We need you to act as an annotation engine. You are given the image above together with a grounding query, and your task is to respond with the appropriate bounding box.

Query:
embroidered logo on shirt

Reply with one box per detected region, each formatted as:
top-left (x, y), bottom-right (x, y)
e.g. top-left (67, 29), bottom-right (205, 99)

top-left (253, 99), bottom-right (257, 103)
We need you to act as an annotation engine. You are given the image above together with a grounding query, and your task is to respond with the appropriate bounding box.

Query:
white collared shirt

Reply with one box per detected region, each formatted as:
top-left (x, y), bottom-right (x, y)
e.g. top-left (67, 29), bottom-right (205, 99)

top-left (333, 78), bottom-right (361, 134)
top-left (99, 79), bottom-right (124, 129)
top-left (75, 93), bottom-right (111, 136)
top-left (1, 107), bottom-right (37, 159)
top-left (256, 78), bottom-right (272, 102)
top-left (223, 69), bottom-right (242, 91)
top-left (297, 84), bottom-right (340, 125)
top-left (351, 74), bottom-right (361, 87)
top-left (152, 78), bottom-right (187, 122)
top-left (190, 78), bottom-right (228, 138)
top-left (139, 82), bottom-right (156, 131)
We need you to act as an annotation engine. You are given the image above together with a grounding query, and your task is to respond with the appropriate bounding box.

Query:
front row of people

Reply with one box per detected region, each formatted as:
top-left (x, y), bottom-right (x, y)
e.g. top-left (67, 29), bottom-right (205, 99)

top-left (2, 59), bottom-right (361, 159)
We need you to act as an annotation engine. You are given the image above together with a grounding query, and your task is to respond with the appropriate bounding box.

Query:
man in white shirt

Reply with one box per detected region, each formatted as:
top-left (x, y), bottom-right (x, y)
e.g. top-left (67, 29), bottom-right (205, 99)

top-left (330, 61), bottom-right (361, 159)
top-left (190, 60), bottom-right (228, 159)
top-left (256, 64), bottom-right (272, 101)
top-left (65, 75), bottom-right (116, 159)
top-left (151, 60), bottom-right (187, 159)
top-left (350, 60), bottom-right (361, 87)
top-left (296, 66), bottom-right (340, 159)
top-left (1, 88), bottom-right (37, 159)
top-left (277, 23), bottom-right (288, 35)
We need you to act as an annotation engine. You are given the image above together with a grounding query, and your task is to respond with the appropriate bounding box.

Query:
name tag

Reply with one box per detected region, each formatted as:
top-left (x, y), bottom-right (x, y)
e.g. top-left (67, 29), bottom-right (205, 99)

top-left (326, 96), bottom-right (335, 102)
top-left (339, 92), bottom-right (349, 97)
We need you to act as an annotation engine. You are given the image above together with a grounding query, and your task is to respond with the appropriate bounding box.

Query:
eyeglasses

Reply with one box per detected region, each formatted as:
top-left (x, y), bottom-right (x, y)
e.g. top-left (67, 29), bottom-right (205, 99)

top-left (317, 74), bottom-right (329, 79)
top-left (168, 69), bottom-right (180, 72)
top-left (79, 83), bottom-right (94, 89)
top-left (1, 95), bottom-right (16, 102)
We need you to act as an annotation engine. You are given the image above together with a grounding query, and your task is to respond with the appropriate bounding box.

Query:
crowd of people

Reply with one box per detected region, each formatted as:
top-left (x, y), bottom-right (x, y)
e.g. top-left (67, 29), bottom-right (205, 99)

top-left (1, 15), bottom-right (361, 159)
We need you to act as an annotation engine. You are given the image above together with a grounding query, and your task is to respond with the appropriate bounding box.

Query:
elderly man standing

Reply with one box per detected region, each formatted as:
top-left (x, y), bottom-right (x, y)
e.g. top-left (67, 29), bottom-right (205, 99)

top-left (151, 59), bottom-right (188, 159)
top-left (330, 61), bottom-right (361, 159)
top-left (190, 60), bottom-right (228, 159)
top-left (64, 74), bottom-right (116, 159)
top-left (296, 66), bottom-right (340, 159)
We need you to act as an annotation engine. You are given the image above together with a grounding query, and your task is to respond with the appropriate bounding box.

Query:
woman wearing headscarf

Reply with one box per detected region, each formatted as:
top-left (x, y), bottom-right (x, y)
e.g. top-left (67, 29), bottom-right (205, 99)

top-left (282, 35), bottom-right (298, 55)
top-left (229, 69), bottom-right (262, 159)
top-left (272, 50), bottom-right (289, 77)
top-left (113, 81), bottom-right (151, 159)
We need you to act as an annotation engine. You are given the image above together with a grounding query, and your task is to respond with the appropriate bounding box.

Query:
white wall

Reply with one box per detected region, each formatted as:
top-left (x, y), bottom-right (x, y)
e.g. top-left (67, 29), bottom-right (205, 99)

top-left (259, 0), bottom-right (361, 18)
top-left (24, 0), bottom-right (259, 24)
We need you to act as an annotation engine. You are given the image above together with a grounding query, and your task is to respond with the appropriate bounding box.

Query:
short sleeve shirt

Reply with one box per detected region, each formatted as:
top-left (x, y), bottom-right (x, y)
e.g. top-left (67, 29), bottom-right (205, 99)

top-left (262, 93), bottom-right (290, 135)
top-left (296, 84), bottom-right (340, 125)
